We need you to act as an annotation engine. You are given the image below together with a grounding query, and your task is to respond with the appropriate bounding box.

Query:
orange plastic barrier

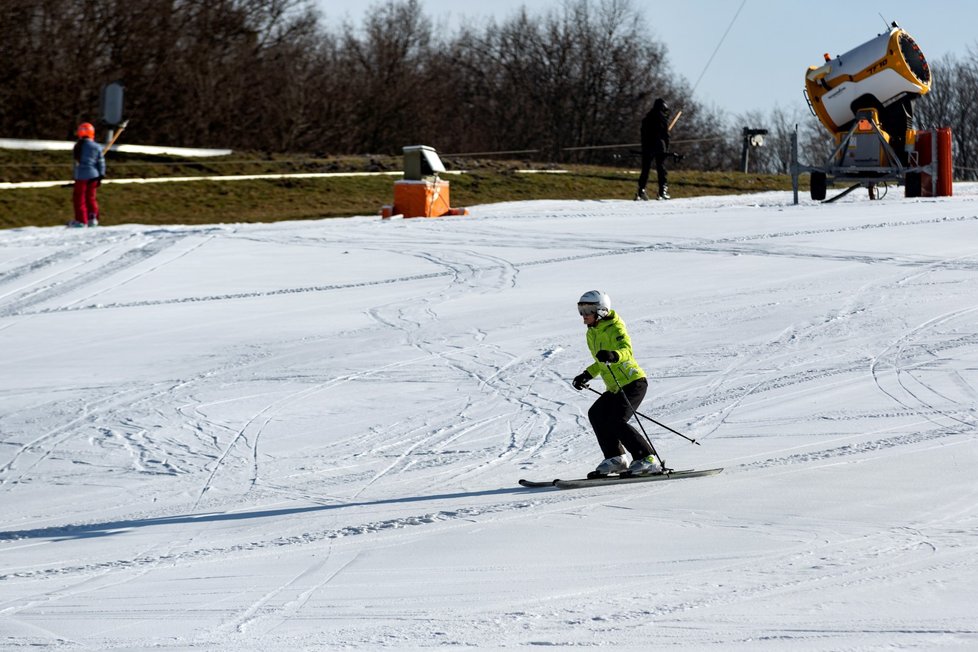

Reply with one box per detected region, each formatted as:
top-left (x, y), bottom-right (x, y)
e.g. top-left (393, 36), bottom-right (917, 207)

top-left (936, 127), bottom-right (953, 197)
top-left (915, 128), bottom-right (953, 197)
top-left (380, 180), bottom-right (468, 219)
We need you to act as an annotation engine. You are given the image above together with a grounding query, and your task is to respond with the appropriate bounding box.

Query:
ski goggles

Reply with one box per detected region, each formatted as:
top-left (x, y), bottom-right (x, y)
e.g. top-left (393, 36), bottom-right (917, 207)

top-left (578, 303), bottom-right (600, 316)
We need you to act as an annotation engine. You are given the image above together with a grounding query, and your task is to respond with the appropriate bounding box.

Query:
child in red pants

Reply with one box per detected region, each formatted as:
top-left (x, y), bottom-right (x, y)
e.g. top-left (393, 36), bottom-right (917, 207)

top-left (69, 122), bottom-right (105, 227)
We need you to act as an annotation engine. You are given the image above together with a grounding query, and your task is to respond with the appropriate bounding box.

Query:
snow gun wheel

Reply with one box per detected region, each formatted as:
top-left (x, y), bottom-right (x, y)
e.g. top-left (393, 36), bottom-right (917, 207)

top-left (810, 171), bottom-right (827, 201)
top-left (905, 171), bottom-right (922, 198)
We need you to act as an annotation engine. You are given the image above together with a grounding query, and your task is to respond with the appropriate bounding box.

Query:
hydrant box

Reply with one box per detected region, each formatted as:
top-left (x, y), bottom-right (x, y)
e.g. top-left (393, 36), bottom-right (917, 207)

top-left (380, 145), bottom-right (468, 219)
top-left (380, 145), bottom-right (469, 220)
top-left (385, 179), bottom-right (455, 218)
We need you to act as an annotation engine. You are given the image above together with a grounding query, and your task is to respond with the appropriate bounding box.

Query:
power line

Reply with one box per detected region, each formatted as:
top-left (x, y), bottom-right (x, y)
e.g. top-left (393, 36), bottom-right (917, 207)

top-left (562, 137), bottom-right (727, 153)
top-left (689, 0), bottom-right (748, 96)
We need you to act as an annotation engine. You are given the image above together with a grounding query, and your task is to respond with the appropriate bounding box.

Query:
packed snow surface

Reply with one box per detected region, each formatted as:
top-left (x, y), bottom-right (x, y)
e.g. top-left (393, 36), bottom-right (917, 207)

top-left (2, 187), bottom-right (978, 649)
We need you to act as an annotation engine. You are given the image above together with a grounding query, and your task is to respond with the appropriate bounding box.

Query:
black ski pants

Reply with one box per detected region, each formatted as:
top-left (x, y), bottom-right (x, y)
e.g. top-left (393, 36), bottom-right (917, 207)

top-left (637, 151), bottom-right (668, 194)
top-left (588, 377), bottom-right (653, 460)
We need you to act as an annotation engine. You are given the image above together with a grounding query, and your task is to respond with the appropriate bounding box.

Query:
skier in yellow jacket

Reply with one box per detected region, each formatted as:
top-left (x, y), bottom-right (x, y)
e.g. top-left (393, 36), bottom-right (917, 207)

top-left (572, 290), bottom-right (662, 476)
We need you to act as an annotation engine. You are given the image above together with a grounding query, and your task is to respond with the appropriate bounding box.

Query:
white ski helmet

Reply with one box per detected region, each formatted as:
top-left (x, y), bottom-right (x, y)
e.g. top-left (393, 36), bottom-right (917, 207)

top-left (578, 290), bottom-right (611, 318)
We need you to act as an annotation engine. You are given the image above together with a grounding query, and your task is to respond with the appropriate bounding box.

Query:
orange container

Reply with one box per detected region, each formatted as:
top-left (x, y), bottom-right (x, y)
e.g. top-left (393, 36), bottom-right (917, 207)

top-left (380, 180), bottom-right (468, 219)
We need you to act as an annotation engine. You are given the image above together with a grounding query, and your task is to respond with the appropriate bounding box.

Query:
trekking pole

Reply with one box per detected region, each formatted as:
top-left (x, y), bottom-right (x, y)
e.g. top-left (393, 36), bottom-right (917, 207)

top-left (102, 119), bottom-right (129, 153)
top-left (586, 384), bottom-right (700, 446)
top-left (668, 110), bottom-right (682, 132)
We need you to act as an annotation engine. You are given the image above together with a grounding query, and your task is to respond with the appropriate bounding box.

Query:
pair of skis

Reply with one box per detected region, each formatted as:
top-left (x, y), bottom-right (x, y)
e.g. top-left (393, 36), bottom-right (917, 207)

top-left (529, 377), bottom-right (719, 489)
top-left (519, 467), bottom-right (723, 490)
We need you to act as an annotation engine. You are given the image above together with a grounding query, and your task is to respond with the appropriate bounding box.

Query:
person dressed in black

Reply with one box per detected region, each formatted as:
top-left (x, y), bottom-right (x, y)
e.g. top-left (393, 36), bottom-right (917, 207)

top-left (637, 98), bottom-right (670, 201)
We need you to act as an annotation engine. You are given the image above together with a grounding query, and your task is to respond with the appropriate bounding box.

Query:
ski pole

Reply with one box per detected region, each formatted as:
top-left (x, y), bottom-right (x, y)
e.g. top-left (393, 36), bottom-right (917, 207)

top-left (600, 363), bottom-right (663, 465)
top-left (586, 385), bottom-right (700, 445)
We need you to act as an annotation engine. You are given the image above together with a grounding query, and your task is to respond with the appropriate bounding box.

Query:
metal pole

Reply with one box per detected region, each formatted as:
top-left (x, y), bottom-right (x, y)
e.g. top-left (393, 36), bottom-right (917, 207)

top-left (741, 128), bottom-right (750, 173)
top-left (791, 125), bottom-right (799, 205)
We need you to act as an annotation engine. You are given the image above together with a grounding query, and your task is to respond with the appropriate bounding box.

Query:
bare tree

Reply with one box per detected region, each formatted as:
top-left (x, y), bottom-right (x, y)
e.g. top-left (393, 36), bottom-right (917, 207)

top-left (916, 53), bottom-right (978, 181)
top-left (444, 0), bottom-right (681, 162)
top-left (323, 0), bottom-right (438, 153)
top-left (10, 0), bottom-right (891, 177)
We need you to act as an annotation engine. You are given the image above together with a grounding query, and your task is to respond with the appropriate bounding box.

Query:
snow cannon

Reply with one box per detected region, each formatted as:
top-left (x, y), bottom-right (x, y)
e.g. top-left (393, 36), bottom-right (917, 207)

top-left (795, 23), bottom-right (952, 203)
top-left (805, 25), bottom-right (930, 135)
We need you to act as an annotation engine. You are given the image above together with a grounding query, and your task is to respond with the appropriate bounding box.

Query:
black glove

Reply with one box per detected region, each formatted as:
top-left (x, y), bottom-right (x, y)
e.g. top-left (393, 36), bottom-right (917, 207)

top-left (96, 176), bottom-right (103, 186)
top-left (595, 350), bottom-right (619, 363)
top-left (572, 370), bottom-right (592, 390)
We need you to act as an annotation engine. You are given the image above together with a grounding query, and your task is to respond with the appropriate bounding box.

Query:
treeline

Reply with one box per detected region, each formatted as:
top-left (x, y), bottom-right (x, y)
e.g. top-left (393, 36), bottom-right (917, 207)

top-left (1, 0), bottom-right (975, 178)
top-left (913, 53), bottom-right (978, 181)
top-left (0, 0), bottom-right (728, 167)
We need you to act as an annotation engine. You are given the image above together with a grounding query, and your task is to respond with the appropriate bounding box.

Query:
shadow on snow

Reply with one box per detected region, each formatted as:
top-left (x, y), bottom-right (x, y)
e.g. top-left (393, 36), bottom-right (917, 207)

top-left (0, 485), bottom-right (541, 542)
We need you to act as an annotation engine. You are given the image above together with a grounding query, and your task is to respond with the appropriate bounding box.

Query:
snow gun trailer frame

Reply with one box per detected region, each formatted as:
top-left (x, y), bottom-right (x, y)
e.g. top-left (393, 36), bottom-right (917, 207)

top-left (791, 108), bottom-right (938, 203)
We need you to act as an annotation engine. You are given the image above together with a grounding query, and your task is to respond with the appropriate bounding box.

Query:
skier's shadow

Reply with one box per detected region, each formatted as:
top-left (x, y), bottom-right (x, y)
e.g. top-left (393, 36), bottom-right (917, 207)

top-left (0, 486), bottom-right (544, 542)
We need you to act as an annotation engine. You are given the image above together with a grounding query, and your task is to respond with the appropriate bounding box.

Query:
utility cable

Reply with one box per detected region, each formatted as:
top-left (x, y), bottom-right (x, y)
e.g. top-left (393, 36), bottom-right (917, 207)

top-left (689, 0), bottom-right (748, 96)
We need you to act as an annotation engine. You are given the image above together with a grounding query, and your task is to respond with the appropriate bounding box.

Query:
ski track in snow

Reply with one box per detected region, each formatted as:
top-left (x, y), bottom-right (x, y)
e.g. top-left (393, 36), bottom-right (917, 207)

top-left (2, 190), bottom-right (978, 648)
top-left (1, 214), bottom-right (976, 316)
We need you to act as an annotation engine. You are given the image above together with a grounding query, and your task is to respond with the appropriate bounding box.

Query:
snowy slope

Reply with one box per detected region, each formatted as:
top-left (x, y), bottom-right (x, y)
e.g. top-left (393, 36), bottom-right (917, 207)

top-left (2, 188), bottom-right (977, 650)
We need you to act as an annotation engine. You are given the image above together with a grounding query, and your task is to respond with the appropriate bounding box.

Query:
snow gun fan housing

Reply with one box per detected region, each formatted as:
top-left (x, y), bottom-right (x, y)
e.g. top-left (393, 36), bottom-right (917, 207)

top-left (805, 26), bottom-right (930, 136)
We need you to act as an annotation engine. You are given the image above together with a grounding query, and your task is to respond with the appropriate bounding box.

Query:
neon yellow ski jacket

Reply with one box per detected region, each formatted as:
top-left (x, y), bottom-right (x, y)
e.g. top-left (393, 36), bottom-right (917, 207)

top-left (585, 310), bottom-right (647, 392)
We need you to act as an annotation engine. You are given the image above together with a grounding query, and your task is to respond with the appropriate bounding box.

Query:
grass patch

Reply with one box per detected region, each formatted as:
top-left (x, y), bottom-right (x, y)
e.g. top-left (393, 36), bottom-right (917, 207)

top-left (0, 149), bottom-right (795, 229)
